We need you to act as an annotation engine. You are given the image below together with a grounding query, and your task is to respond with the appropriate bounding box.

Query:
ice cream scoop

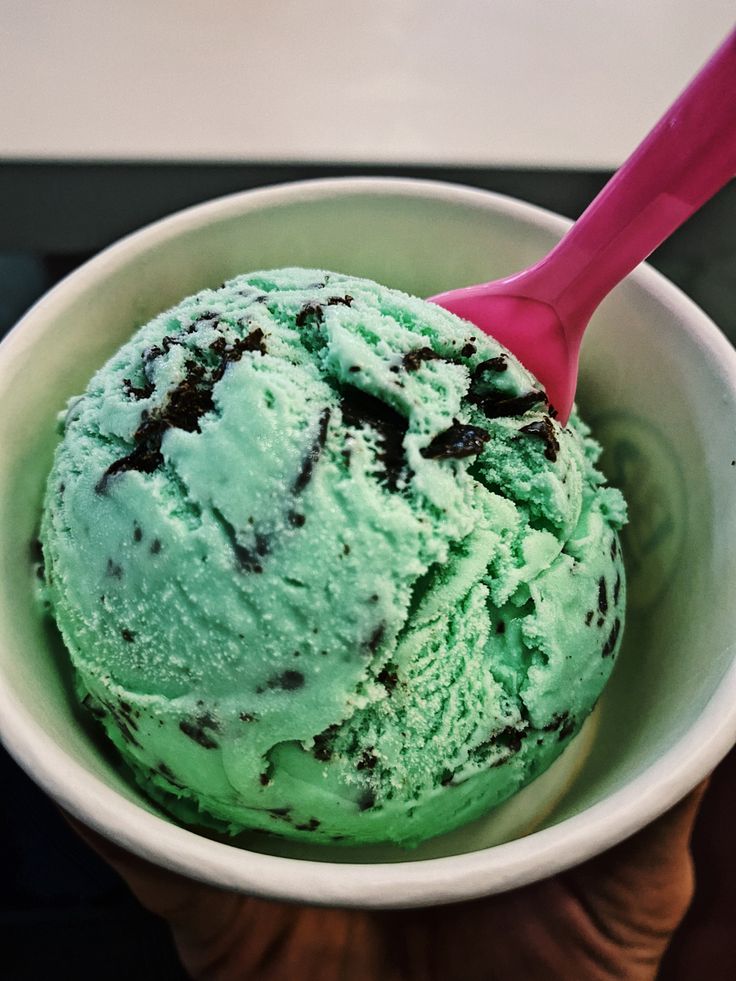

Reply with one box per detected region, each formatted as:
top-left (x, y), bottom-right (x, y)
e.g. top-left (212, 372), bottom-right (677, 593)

top-left (430, 29), bottom-right (736, 423)
top-left (39, 268), bottom-right (626, 847)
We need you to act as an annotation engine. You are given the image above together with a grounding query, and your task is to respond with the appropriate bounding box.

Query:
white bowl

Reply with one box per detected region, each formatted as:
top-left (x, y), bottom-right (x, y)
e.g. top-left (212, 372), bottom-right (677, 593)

top-left (1, 177), bottom-right (735, 908)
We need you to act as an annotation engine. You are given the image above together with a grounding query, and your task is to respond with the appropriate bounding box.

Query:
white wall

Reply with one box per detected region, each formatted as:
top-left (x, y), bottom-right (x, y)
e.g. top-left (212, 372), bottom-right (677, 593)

top-left (1, 0), bottom-right (733, 167)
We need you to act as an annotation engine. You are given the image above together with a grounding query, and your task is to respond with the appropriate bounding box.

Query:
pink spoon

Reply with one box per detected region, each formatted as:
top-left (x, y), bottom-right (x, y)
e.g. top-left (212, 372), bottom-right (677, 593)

top-left (430, 29), bottom-right (736, 424)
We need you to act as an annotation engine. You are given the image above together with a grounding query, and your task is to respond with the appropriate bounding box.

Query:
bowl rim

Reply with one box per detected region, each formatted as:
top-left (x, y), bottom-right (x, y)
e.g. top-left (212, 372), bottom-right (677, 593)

top-left (2, 176), bottom-right (736, 908)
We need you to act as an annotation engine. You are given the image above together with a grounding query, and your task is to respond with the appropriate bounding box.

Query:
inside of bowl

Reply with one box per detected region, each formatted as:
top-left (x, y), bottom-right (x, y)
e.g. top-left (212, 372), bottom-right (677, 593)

top-left (1, 182), bottom-right (735, 866)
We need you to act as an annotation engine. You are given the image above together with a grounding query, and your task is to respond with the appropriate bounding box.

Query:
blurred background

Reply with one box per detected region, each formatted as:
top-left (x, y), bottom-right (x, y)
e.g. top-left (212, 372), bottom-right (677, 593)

top-left (1, 2), bottom-right (734, 978)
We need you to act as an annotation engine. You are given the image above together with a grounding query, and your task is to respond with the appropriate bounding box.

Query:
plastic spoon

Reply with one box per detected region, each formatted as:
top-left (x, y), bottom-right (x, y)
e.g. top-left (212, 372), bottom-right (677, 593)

top-left (430, 29), bottom-right (736, 423)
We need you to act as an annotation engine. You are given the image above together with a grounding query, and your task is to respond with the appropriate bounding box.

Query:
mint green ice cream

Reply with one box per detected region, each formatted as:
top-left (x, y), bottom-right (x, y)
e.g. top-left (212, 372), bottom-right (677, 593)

top-left (39, 268), bottom-right (626, 846)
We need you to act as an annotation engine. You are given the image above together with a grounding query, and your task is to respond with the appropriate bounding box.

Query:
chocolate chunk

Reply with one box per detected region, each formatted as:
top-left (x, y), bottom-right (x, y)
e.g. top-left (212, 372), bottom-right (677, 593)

top-left (440, 769), bottom-right (455, 786)
top-left (123, 377), bottom-right (155, 400)
top-left (100, 331), bottom-right (266, 490)
top-left (470, 356), bottom-right (507, 383)
top-left (402, 347), bottom-right (441, 372)
top-left (377, 665), bottom-right (399, 692)
top-left (460, 342), bottom-right (477, 358)
top-left (295, 817), bottom-right (321, 831)
top-left (293, 408), bottom-right (331, 494)
top-left (268, 807), bottom-right (292, 819)
top-left (559, 717), bottom-right (576, 740)
top-left (492, 725), bottom-right (525, 754)
top-left (133, 523), bottom-right (143, 543)
top-left (212, 507), bottom-right (265, 573)
top-left (121, 628), bottom-right (136, 643)
top-left (295, 301), bottom-right (324, 327)
top-left (348, 365), bottom-right (361, 373)
top-left (519, 417), bottom-right (560, 462)
top-left (602, 618), bottom-right (621, 658)
top-left (610, 537), bottom-right (618, 560)
top-left (288, 510), bottom-right (306, 527)
top-left (340, 387), bottom-right (409, 491)
top-left (150, 538), bottom-right (162, 555)
top-left (327, 294), bottom-right (353, 308)
top-left (366, 623), bottom-right (386, 654)
top-left (259, 772), bottom-right (270, 786)
top-left (155, 762), bottom-right (184, 789)
top-left (598, 577), bottom-right (608, 616)
top-left (313, 724), bottom-right (338, 761)
top-left (106, 558), bottom-right (123, 578)
top-left (542, 712), bottom-right (569, 733)
top-left (585, 609), bottom-right (594, 626)
top-left (196, 712), bottom-right (221, 732)
top-left (269, 670), bottom-right (305, 691)
top-left (420, 421), bottom-right (490, 460)
top-left (357, 749), bottom-right (378, 771)
top-left (613, 573), bottom-right (621, 606)
top-left (495, 620), bottom-right (506, 634)
top-left (357, 789), bottom-right (376, 811)
top-left (470, 389), bottom-right (547, 419)
top-left (179, 720), bottom-right (218, 749)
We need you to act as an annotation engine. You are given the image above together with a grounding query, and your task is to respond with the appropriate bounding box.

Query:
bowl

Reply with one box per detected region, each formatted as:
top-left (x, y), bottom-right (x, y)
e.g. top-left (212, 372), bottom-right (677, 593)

top-left (1, 177), bottom-right (735, 908)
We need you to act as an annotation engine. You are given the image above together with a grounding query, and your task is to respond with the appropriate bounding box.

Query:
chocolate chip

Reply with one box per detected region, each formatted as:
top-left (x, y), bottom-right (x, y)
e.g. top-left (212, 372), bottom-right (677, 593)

top-left (179, 720), bottom-right (218, 749)
top-left (239, 712), bottom-right (256, 722)
top-left (259, 772), bottom-right (270, 786)
top-left (602, 618), bottom-right (621, 658)
top-left (440, 769), bottom-right (455, 786)
top-left (295, 301), bottom-right (323, 327)
top-left (519, 417), bottom-right (560, 462)
top-left (268, 670), bottom-right (305, 691)
top-left (470, 389), bottom-right (547, 418)
top-left (495, 620), bottom-right (506, 634)
top-left (598, 577), bottom-right (608, 616)
top-left (340, 386), bottom-right (409, 491)
top-left (613, 573), bottom-right (621, 606)
top-left (470, 356), bottom-right (507, 383)
top-left (155, 762), bottom-right (184, 788)
top-left (420, 421), bottom-right (490, 460)
top-left (133, 523), bottom-right (143, 543)
top-left (287, 511), bottom-right (306, 527)
top-left (293, 408), bottom-right (331, 494)
top-left (123, 376), bottom-right (155, 400)
top-left (357, 749), bottom-right (378, 771)
top-left (543, 712), bottom-right (569, 732)
top-left (492, 725), bottom-right (525, 754)
top-left (402, 347), bottom-right (441, 372)
top-left (106, 558), bottom-right (123, 578)
top-left (460, 343), bottom-right (477, 358)
top-left (559, 717), bottom-right (576, 740)
top-left (295, 818), bottom-right (321, 831)
top-left (327, 294), bottom-right (353, 308)
top-left (313, 725), bottom-right (338, 761)
top-left (357, 789), bottom-right (376, 811)
top-left (377, 665), bottom-right (398, 692)
top-left (365, 623), bottom-right (386, 654)
top-left (150, 538), bottom-right (161, 554)
top-left (585, 610), bottom-right (594, 626)
top-left (121, 628), bottom-right (136, 643)
top-left (349, 365), bottom-right (361, 373)
top-left (610, 537), bottom-right (618, 560)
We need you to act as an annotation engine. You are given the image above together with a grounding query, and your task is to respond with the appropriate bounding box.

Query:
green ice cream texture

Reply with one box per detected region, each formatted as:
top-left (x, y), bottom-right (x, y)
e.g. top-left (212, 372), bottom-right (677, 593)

top-left (39, 268), bottom-right (627, 847)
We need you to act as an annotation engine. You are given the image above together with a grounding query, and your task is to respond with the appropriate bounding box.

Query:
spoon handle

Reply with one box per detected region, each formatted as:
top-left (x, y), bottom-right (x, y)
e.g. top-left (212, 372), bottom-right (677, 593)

top-left (526, 28), bottom-right (736, 330)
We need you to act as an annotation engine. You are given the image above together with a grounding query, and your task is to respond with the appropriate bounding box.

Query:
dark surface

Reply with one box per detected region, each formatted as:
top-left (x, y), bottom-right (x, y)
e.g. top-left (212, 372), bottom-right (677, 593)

top-left (0, 162), bottom-right (734, 980)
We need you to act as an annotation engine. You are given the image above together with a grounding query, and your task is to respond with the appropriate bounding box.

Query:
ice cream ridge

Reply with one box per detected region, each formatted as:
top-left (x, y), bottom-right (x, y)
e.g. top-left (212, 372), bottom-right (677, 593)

top-left (40, 268), bottom-right (626, 847)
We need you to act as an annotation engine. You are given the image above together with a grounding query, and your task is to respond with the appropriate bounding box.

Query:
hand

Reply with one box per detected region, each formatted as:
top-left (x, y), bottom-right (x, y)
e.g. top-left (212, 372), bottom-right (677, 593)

top-left (67, 783), bottom-right (706, 981)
